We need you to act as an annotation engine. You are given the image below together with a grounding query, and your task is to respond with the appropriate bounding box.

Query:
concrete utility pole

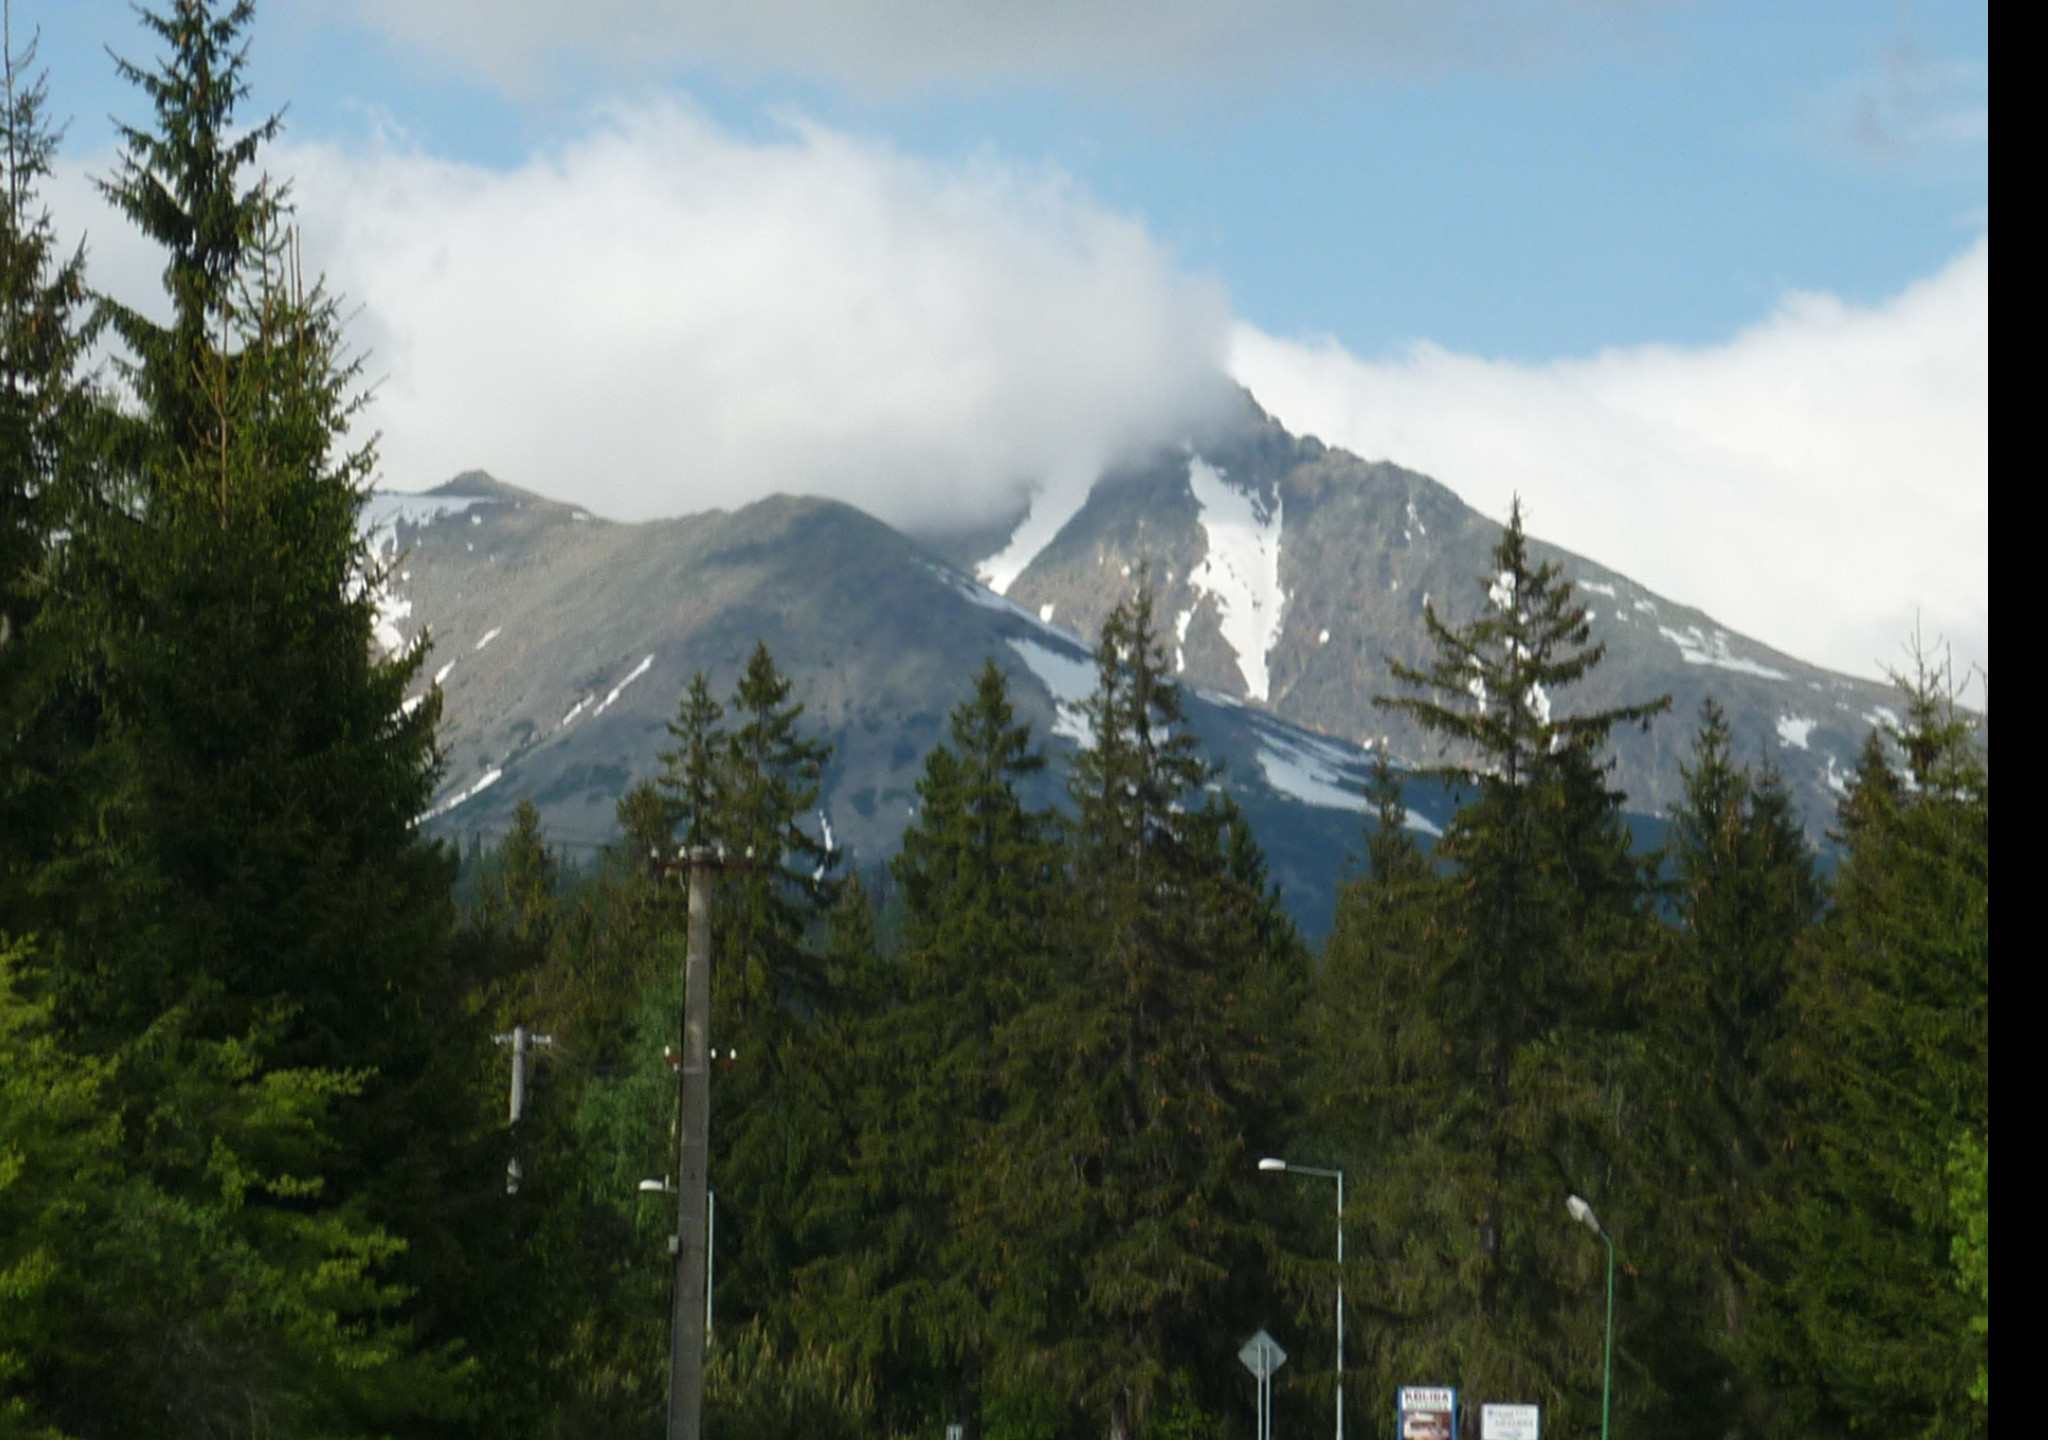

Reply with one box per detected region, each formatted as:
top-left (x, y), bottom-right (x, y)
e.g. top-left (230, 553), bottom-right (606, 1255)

top-left (492, 1024), bottom-right (553, 1194)
top-left (667, 847), bottom-right (718, 1440)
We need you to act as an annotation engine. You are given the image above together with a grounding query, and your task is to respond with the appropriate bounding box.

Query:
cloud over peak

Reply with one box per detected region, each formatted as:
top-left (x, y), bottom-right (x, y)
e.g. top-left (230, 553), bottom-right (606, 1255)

top-left (1230, 237), bottom-right (1988, 684)
top-left (243, 104), bottom-right (1233, 533)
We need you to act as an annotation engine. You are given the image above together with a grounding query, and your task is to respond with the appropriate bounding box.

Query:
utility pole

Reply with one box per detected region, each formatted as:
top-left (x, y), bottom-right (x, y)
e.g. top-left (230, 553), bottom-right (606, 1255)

top-left (667, 847), bottom-right (718, 1440)
top-left (492, 1024), bottom-right (553, 1194)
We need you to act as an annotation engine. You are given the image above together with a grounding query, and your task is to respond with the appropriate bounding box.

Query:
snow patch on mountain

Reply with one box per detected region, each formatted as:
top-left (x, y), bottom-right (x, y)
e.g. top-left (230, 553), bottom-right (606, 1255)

top-left (1004, 636), bottom-right (1096, 747)
top-left (1824, 753), bottom-right (1852, 797)
top-left (1185, 456), bottom-right (1284, 701)
top-left (1255, 736), bottom-right (1366, 814)
top-left (374, 593), bottom-right (414, 655)
top-left (361, 492), bottom-right (499, 563)
top-left (591, 655), bottom-right (655, 718)
top-left (425, 766), bottom-right (503, 821)
top-left (1776, 715), bottom-right (1816, 750)
top-left (977, 466), bottom-right (1097, 595)
top-left (475, 627), bottom-right (503, 652)
top-left (1658, 624), bottom-right (1790, 680)
top-left (929, 563), bottom-right (1078, 647)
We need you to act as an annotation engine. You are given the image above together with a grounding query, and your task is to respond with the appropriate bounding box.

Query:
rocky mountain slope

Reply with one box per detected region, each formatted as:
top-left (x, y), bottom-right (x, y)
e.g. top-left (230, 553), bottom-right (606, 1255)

top-left (367, 403), bottom-right (1909, 934)
top-left (993, 393), bottom-right (1901, 833)
top-left (367, 473), bottom-right (1441, 935)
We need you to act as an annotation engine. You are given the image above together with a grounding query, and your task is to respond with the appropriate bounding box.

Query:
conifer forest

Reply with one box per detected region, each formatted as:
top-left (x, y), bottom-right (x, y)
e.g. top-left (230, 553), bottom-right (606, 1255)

top-left (0, 5), bottom-right (1988, 1438)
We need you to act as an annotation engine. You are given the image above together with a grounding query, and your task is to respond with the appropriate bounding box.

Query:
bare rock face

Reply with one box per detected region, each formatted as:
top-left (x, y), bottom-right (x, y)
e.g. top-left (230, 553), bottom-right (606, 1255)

top-left (368, 403), bottom-right (1918, 936)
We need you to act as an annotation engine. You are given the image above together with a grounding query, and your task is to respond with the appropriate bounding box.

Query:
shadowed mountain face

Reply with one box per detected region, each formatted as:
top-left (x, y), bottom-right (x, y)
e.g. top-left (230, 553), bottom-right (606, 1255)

top-left (370, 408), bottom-right (1902, 935)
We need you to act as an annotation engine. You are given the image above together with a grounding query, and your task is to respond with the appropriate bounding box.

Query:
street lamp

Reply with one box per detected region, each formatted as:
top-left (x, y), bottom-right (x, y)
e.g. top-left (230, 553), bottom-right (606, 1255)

top-left (1259, 1157), bottom-right (1346, 1440)
top-left (1567, 1195), bottom-right (1615, 1440)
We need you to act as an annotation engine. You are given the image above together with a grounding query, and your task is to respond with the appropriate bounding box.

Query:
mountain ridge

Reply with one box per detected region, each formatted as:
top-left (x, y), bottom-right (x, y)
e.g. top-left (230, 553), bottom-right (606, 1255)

top-left (365, 404), bottom-right (1913, 932)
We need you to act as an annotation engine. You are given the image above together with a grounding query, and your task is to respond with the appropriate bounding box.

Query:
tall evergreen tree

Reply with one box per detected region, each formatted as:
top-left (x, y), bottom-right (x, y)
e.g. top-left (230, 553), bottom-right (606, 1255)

top-left (708, 641), bottom-right (850, 1330)
top-left (1758, 660), bottom-right (1988, 1439)
top-left (978, 583), bottom-right (1293, 1439)
top-left (1343, 501), bottom-right (1670, 1430)
top-left (1642, 700), bottom-right (1821, 1433)
top-left (798, 660), bottom-right (1061, 1436)
top-left (51, 0), bottom-right (449, 1063)
top-left (477, 796), bottom-right (560, 952)
top-left (1298, 747), bottom-right (1455, 1395)
top-left (5, 6), bottom-right (474, 1430)
top-left (658, 669), bottom-right (726, 850)
top-left (0, 11), bottom-right (95, 923)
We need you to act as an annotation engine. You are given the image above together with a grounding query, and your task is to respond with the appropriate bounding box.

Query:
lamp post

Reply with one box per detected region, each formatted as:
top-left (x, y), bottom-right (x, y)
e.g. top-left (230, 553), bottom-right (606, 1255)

top-left (1259, 1157), bottom-right (1345, 1440)
top-left (1567, 1195), bottom-right (1615, 1440)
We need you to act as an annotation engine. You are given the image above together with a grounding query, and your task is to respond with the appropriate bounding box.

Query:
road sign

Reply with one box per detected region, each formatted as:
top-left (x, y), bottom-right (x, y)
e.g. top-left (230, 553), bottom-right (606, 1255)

top-left (1239, 1329), bottom-right (1289, 1380)
top-left (1481, 1403), bottom-right (1540, 1440)
top-left (1240, 1331), bottom-right (1288, 1440)
top-left (1399, 1386), bottom-right (1457, 1440)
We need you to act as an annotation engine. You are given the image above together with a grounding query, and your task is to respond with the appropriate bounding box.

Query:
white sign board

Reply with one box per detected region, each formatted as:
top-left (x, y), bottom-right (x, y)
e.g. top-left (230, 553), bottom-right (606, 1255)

top-left (1481, 1403), bottom-right (1540, 1440)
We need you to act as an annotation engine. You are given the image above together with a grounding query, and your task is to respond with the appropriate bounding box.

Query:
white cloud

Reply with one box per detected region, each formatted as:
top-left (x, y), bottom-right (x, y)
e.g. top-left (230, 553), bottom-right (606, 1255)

top-left (1230, 237), bottom-right (1988, 684)
top-left (320, 0), bottom-right (1647, 91)
top-left (61, 103), bottom-right (1231, 536)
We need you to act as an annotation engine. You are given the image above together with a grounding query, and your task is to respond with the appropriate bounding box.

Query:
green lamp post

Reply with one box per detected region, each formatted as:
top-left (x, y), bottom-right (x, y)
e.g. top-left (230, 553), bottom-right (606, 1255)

top-left (1567, 1194), bottom-right (1614, 1440)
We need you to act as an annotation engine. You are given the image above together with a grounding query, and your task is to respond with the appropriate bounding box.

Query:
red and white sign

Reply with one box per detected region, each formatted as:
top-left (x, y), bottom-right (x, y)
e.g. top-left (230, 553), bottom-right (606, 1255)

top-left (1399, 1387), bottom-right (1457, 1440)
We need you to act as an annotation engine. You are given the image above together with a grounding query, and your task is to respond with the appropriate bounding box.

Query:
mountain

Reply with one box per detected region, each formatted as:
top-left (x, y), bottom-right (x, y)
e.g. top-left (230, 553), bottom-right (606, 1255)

top-left (367, 402), bottom-right (1904, 935)
top-left (993, 393), bottom-right (1899, 831)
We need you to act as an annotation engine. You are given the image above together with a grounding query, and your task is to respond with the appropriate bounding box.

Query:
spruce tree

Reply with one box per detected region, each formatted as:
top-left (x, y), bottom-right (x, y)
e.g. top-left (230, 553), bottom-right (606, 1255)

top-left (1347, 501), bottom-right (1670, 1430)
top-left (477, 796), bottom-right (559, 951)
top-left (801, 660), bottom-right (1061, 1436)
top-left (52, 0), bottom-right (449, 1062)
top-left (0, 14), bottom-right (94, 924)
top-left (8, 6), bottom-right (471, 1428)
top-left (659, 668), bottom-right (726, 849)
top-left (1759, 659), bottom-right (1988, 1438)
top-left (979, 583), bottom-right (1292, 1438)
top-left (1299, 747), bottom-right (1455, 1383)
top-left (1643, 700), bottom-right (1820, 1433)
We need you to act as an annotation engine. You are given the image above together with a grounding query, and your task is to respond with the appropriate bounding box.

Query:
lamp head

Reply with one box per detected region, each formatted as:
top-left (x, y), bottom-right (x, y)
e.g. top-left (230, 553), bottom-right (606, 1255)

top-left (638, 1178), bottom-right (671, 1194)
top-left (1567, 1194), bottom-right (1601, 1233)
top-left (1258, 1157), bottom-right (1288, 1173)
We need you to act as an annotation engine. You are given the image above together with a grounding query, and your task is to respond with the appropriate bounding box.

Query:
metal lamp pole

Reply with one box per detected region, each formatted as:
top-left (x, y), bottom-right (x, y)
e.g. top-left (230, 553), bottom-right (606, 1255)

top-left (1567, 1195), bottom-right (1615, 1440)
top-left (1260, 1158), bottom-right (1346, 1440)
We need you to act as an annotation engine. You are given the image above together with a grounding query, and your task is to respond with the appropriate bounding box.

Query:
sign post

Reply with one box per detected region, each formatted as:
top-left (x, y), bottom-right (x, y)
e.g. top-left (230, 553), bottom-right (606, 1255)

top-left (1239, 1330), bottom-right (1288, 1440)
top-left (1480, 1403), bottom-right (1541, 1440)
top-left (1397, 1386), bottom-right (1457, 1440)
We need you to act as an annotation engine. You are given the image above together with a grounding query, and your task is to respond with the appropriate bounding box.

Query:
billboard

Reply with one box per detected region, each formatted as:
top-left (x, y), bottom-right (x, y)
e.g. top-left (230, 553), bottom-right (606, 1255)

top-left (1398, 1386), bottom-right (1457, 1440)
top-left (1480, 1403), bottom-right (1540, 1440)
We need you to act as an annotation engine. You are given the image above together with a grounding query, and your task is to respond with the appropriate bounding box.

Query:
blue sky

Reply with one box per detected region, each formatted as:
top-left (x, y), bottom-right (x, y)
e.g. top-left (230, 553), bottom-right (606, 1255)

top-left (21, 0), bottom-right (1988, 682)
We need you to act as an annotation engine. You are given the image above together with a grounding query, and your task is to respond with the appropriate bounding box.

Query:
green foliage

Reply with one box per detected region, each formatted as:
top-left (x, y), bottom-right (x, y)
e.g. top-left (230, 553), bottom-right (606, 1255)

top-left (1319, 502), bottom-right (1674, 1433)
top-left (704, 1323), bottom-right (877, 1440)
top-left (1634, 701), bottom-right (1822, 1434)
top-left (1, 940), bottom-right (464, 1439)
top-left (1759, 657), bottom-right (1988, 1439)
top-left (1947, 1131), bottom-right (1987, 1408)
top-left (798, 661), bottom-right (1062, 1433)
top-left (975, 581), bottom-right (1297, 1438)
top-left (0, 14), bottom-right (97, 947)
